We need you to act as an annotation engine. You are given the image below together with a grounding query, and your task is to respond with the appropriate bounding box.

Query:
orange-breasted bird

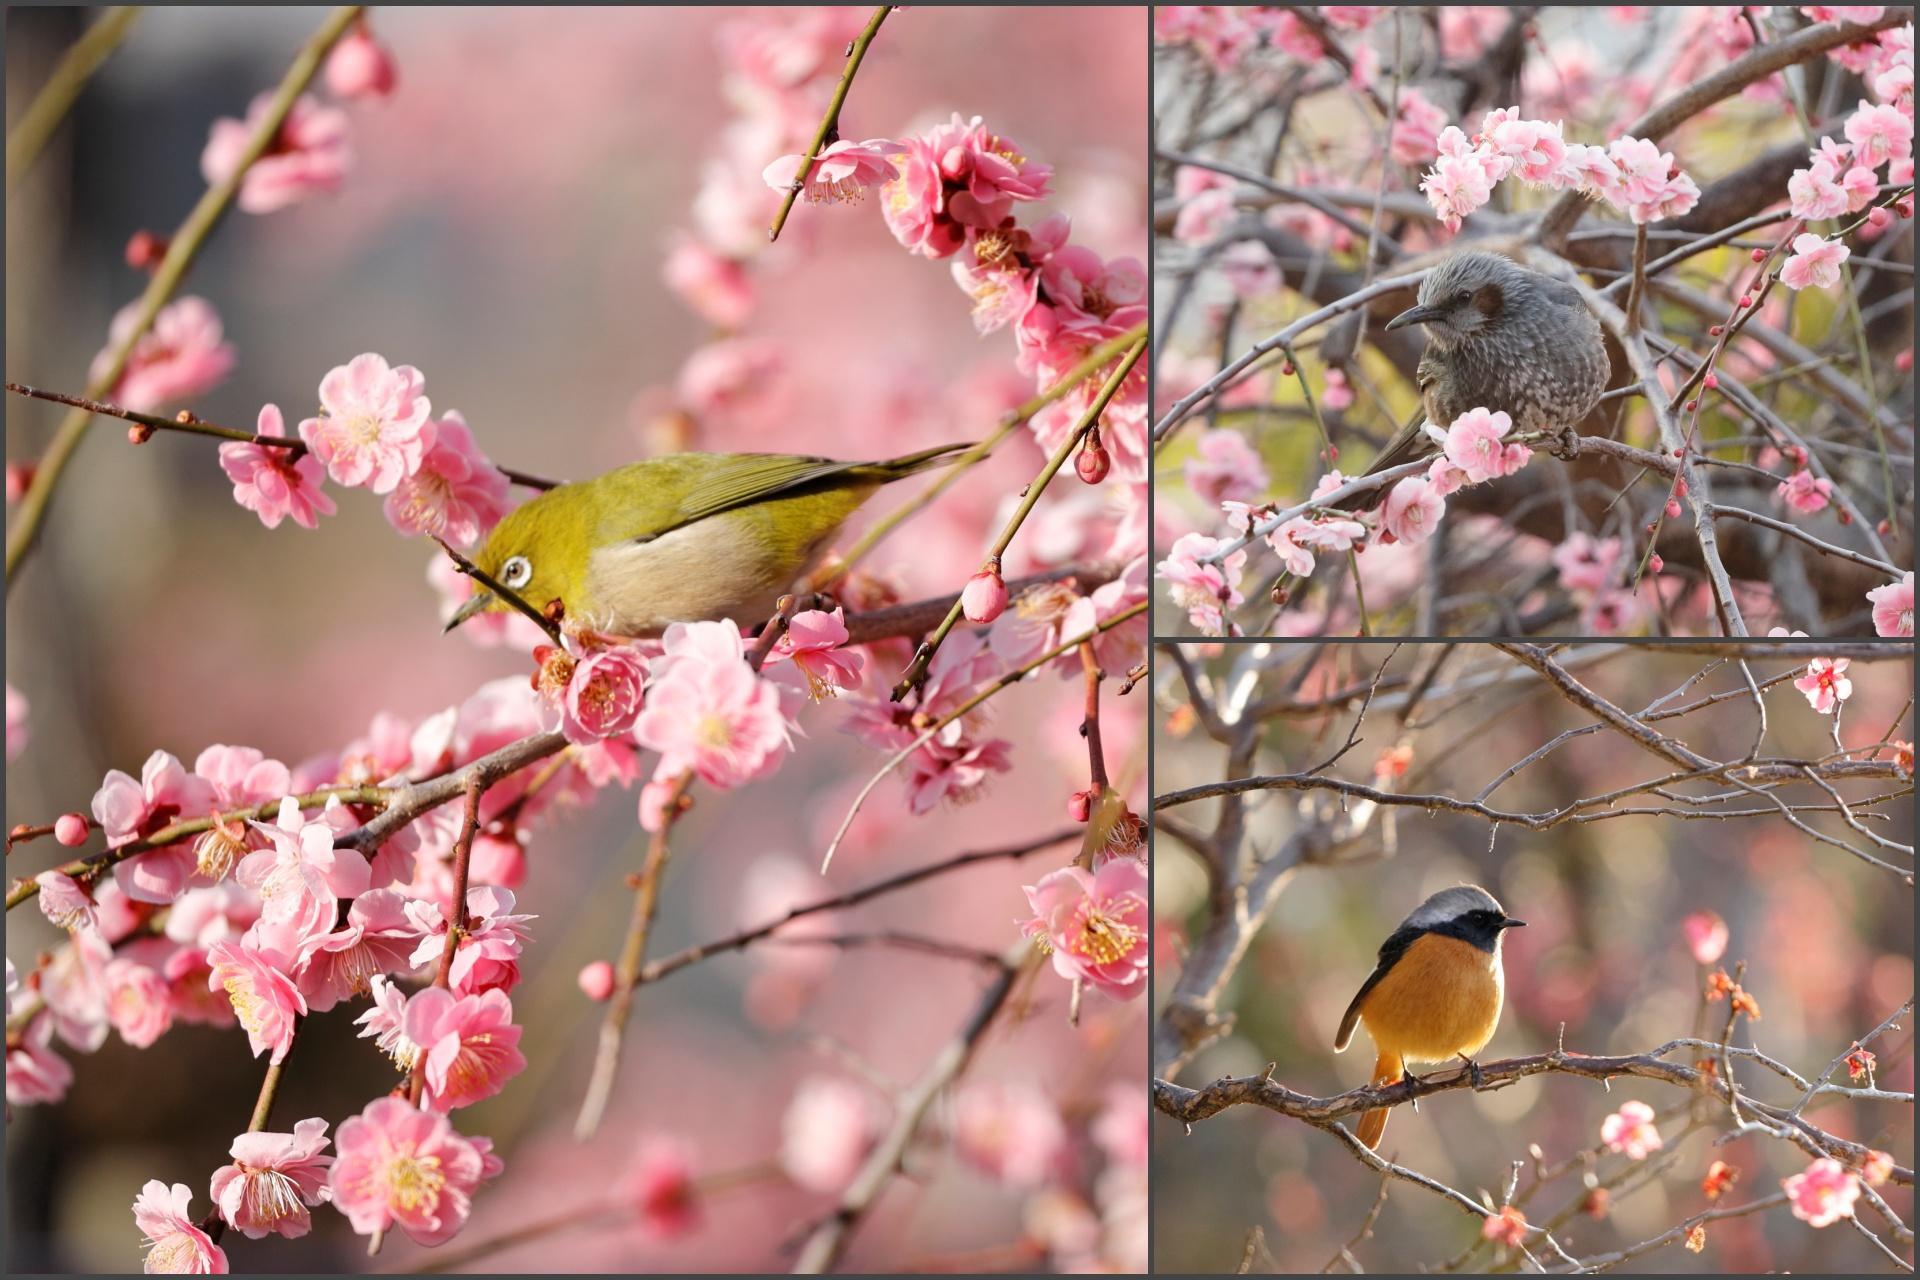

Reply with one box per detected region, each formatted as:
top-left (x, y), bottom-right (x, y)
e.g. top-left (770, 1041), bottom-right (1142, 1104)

top-left (1334, 884), bottom-right (1525, 1149)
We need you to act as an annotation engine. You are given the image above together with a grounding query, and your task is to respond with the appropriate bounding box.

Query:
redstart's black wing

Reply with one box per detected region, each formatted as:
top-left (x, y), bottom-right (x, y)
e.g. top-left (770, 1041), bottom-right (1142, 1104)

top-left (1334, 922), bottom-right (1423, 1050)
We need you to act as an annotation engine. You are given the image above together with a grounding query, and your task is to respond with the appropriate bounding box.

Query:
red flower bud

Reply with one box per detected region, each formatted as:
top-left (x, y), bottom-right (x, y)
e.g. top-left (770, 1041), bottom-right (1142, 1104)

top-left (127, 424), bottom-right (154, 445)
top-left (1666, 498), bottom-right (1682, 519)
top-left (1709, 325), bottom-right (1723, 337)
top-left (124, 230), bottom-right (169, 271)
top-left (1838, 508), bottom-right (1853, 525)
top-left (1067, 789), bottom-right (1091, 823)
top-left (1649, 554), bottom-right (1664, 574)
top-left (960, 568), bottom-right (1008, 623)
top-left (1685, 399), bottom-right (1698, 412)
top-left (1738, 293), bottom-right (1753, 308)
top-left (5, 461), bottom-right (35, 503)
top-left (1750, 248), bottom-right (1766, 263)
top-left (1703, 373), bottom-right (1719, 390)
top-left (1280, 361), bottom-right (1295, 377)
top-left (1673, 478), bottom-right (1688, 498)
top-left (326, 26), bottom-right (398, 99)
top-left (1075, 437), bottom-right (1111, 484)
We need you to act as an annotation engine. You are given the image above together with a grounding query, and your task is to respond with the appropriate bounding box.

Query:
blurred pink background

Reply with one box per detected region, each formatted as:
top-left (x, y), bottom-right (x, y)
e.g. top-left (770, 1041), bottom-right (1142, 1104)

top-left (5, 6), bottom-right (1148, 1272)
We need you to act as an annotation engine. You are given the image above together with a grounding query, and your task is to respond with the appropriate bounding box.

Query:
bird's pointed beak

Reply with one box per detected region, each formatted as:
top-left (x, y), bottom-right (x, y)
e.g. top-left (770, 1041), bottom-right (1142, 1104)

top-left (1385, 302), bottom-right (1446, 331)
top-left (444, 591), bottom-right (495, 634)
top-left (1500, 916), bottom-right (1527, 930)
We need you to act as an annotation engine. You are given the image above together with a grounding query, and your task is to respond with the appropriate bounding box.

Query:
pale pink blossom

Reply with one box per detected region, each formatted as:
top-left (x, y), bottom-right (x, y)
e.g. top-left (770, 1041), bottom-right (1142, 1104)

top-left (1158, 531), bottom-right (1245, 635)
top-left (404, 986), bottom-right (527, 1112)
top-left (89, 296), bottom-right (237, 413)
top-left (296, 888), bottom-right (420, 1012)
top-left (1321, 367), bottom-right (1354, 411)
top-left (207, 936), bottom-right (305, 1063)
top-left (1552, 532), bottom-right (1622, 594)
top-left (1582, 586), bottom-right (1643, 636)
top-left (329, 1097), bottom-right (487, 1246)
top-left (209, 1118), bottom-right (333, 1239)
top-left (220, 405), bottom-right (336, 530)
top-left (904, 735), bottom-right (1014, 814)
top-left (762, 137), bottom-right (899, 204)
top-left (766, 607), bottom-right (865, 700)
top-left (6, 1011), bottom-right (74, 1107)
top-left (201, 92), bottom-right (350, 214)
top-left (1382, 477), bottom-right (1444, 545)
top-left (1606, 136), bottom-right (1674, 207)
top-left (624, 1138), bottom-right (701, 1240)
top-left (1253, 8), bottom-right (1326, 60)
top-left (103, 957), bottom-right (173, 1047)
top-left (1631, 171), bottom-right (1701, 224)
top-left (5, 682), bottom-right (23, 762)
top-left (557, 644), bottom-right (650, 744)
top-left (1796, 657), bottom-right (1853, 712)
top-left (1845, 99), bottom-right (1913, 168)
top-left (1779, 233), bottom-right (1851, 290)
top-left (1430, 407), bottom-right (1526, 482)
top-left (1265, 519), bottom-right (1317, 577)
top-left (1023, 856), bottom-right (1148, 1000)
top-left (1322, 6), bottom-right (1382, 30)
top-left (781, 1076), bottom-right (883, 1192)
top-left (382, 411), bottom-right (511, 546)
top-left (633, 621), bottom-right (791, 789)
top-left (1218, 240), bottom-right (1280, 297)
top-left (325, 26), bottom-right (397, 99)
top-left (662, 234), bottom-right (754, 330)
top-left (1867, 572), bottom-right (1913, 637)
top-left (237, 797), bottom-right (370, 940)
top-left (1600, 1099), bottom-right (1663, 1159)
top-left (954, 1082), bottom-right (1070, 1189)
top-left (1155, 5), bottom-right (1256, 68)
top-left (1682, 911), bottom-right (1730, 965)
top-left (133, 1181), bottom-right (228, 1273)
top-left (1776, 468), bottom-right (1835, 513)
top-left (404, 886), bottom-right (534, 996)
top-left (676, 337), bottom-right (790, 423)
top-left (1783, 1157), bottom-right (1860, 1227)
top-left (1421, 149), bottom-right (1498, 230)
top-left (355, 974), bottom-right (421, 1070)
top-left (1789, 159), bottom-right (1852, 220)
top-left (1184, 430), bottom-right (1268, 507)
top-left (1172, 186), bottom-right (1235, 244)
top-left (36, 871), bottom-right (98, 934)
top-left (1486, 113), bottom-right (1568, 184)
top-left (93, 749), bottom-right (216, 849)
top-left (1439, 6), bottom-right (1508, 59)
top-left (299, 353), bottom-right (433, 494)
top-left (1390, 89), bottom-right (1450, 165)
top-left (1556, 142), bottom-right (1622, 201)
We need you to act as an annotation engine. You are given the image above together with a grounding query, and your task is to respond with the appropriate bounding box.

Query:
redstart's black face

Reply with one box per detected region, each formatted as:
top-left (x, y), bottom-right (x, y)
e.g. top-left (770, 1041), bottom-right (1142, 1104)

top-left (1403, 885), bottom-right (1526, 953)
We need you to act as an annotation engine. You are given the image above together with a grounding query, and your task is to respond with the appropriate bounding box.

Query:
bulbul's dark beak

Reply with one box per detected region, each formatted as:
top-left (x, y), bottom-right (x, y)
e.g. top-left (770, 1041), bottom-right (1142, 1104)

top-left (1385, 302), bottom-right (1445, 331)
top-left (1500, 916), bottom-right (1527, 930)
top-left (444, 591), bottom-right (495, 634)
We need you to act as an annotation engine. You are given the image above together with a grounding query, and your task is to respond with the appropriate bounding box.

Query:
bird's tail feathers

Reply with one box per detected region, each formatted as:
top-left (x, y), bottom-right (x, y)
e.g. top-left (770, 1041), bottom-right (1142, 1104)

top-left (1356, 1050), bottom-right (1402, 1150)
top-left (871, 442), bottom-right (976, 481)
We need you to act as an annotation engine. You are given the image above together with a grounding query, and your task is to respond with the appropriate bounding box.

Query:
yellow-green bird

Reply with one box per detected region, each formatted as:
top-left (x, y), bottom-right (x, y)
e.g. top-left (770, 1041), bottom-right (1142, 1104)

top-left (444, 443), bottom-right (970, 638)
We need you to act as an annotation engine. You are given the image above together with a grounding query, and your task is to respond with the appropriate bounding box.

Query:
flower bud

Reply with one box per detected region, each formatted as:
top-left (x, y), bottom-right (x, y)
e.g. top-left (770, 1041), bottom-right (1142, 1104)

top-left (1738, 293), bottom-right (1753, 308)
top-left (1280, 361), bottom-right (1295, 376)
top-left (1709, 325), bottom-right (1723, 337)
top-left (53, 814), bottom-right (89, 847)
top-left (1838, 508), bottom-right (1853, 525)
top-left (1867, 206), bottom-right (1891, 229)
top-left (1075, 437), bottom-right (1111, 484)
top-left (1684, 399), bottom-right (1698, 412)
top-left (1750, 248), bottom-right (1766, 263)
top-left (326, 26), bottom-right (397, 100)
top-left (1648, 553), bottom-right (1664, 574)
top-left (1673, 477), bottom-right (1688, 498)
top-left (1703, 373), bottom-right (1719, 390)
top-left (578, 960), bottom-right (615, 1001)
top-left (124, 231), bottom-right (168, 271)
top-left (127, 424), bottom-right (154, 445)
top-left (1067, 789), bottom-right (1091, 823)
top-left (961, 566), bottom-right (1008, 623)
top-left (938, 145), bottom-right (973, 181)
top-left (1665, 498), bottom-right (1682, 519)
top-left (5, 462), bottom-right (35, 503)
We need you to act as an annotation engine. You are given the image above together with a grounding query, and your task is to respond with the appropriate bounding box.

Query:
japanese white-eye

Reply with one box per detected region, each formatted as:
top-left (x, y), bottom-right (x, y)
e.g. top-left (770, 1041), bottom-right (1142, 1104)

top-left (445, 443), bottom-right (970, 637)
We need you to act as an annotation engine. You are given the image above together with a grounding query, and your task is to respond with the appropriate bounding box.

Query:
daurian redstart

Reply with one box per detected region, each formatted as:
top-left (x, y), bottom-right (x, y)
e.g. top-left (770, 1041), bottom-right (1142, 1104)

top-left (1334, 885), bottom-right (1525, 1149)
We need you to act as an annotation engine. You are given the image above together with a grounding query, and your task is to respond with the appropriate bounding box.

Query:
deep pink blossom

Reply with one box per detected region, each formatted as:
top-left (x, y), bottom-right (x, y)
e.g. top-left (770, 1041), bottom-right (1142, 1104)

top-left (209, 1118), bottom-right (333, 1239)
top-left (207, 935), bottom-right (306, 1063)
top-left (1796, 657), bottom-right (1853, 713)
top-left (404, 886), bottom-right (534, 996)
top-left (1867, 572), bottom-right (1913, 637)
top-left (1022, 856), bottom-right (1148, 1000)
top-left (296, 888), bottom-right (420, 1013)
top-left (766, 608), bottom-right (865, 701)
top-left (298, 353), bottom-right (433, 494)
top-left (1777, 468), bottom-right (1834, 513)
top-left (220, 406), bottom-right (337, 530)
top-left (404, 986), bottom-right (527, 1112)
top-left (880, 115), bottom-right (1051, 257)
top-left (329, 1097), bottom-right (487, 1246)
top-left (201, 92), bottom-right (350, 214)
top-left (559, 644), bottom-right (650, 744)
top-left (905, 735), bottom-right (1014, 814)
top-left (133, 1181), bottom-right (228, 1273)
top-left (1682, 911), bottom-right (1729, 965)
top-left (383, 411), bottom-right (511, 546)
top-left (89, 296), bottom-right (237, 413)
top-left (1783, 1157), bottom-right (1860, 1227)
top-left (624, 1138), bottom-right (702, 1240)
top-left (325, 26), bottom-right (397, 100)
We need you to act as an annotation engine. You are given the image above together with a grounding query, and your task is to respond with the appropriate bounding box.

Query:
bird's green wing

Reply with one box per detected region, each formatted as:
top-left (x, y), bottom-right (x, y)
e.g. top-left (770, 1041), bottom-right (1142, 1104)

top-left (593, 452), bottom-right (871, 544)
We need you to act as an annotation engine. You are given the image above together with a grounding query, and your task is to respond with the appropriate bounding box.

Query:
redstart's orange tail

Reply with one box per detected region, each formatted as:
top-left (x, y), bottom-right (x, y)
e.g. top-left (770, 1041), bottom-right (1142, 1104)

top-left (1357, 1050), bottom-right (1402, 1149)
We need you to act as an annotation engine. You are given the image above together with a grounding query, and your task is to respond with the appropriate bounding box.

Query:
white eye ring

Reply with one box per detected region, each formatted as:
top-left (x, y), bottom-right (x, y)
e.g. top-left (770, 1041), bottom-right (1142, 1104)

top-left (500, 555), bottom-right (532, 590)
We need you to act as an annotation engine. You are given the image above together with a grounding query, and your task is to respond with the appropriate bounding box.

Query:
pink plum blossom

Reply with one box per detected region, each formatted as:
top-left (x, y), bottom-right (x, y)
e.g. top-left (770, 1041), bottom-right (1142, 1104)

top-left (1172, 186), bottom-right (1235, 244)
top-left (1552, 533), bottom-right (1623, 594)
top-left (7, 1011), bottom-right (74, 1107)
top-left (133, 1181), bottom-right (227, 1273)
top-left (556, 644), bottom-right (650, 745)
top-left (201, 92), bottom-right (351, 214)
top-left (405, 886), bottom-right (534, 996)
top-left (1796, 657), bottom-right (1853, 712)
top-left (1682, 911), bottom-right (1729, 965)
top-left (1184, 430), bottom-right (1268, 507)
top-left (1391, 89), bottom-right (1450, 165)
top-left (881, 115), bottom-right (1051, 257)
top-left (662, 234), bottom-right (754, 330)
top-left (1845, 99), bottom-right (1913, 168)
top-left (209, 1118), bottom-right (334, 1239)
top-left (1486, 113), bottom-right (1568, 184)
top-left (1779, 233), bottom-right (1851, 290)
top-left (237, 797), bottom-right (371, 940)
top-left (1218, 240), bottom-right (1280, 297)
top-left (766, 607), bottom-right (865, 700)
top-left (1430, 407), bottom-right (1528, 483)
top-left (325, 25), bottom-right (397, 99)
top-left (93, 750), bottom-right (216, 849)
top-left (298, 353), bottom-right (433, 494)
top-left (1867, 572), bottom-right (1913, 637)
top-left (1776, 468), bottom-right (1834, 513)
top-left (633, 621), bottom-right (791, 789)
top-left (1789, 160), bottom-right (1852, 220)
top-left (382, 411), bottom-right (512, 546)
top-left (1158, 531), bottom-right (1245, 635)
top-left (219, 405), bottom-right (337, 530)
top-left (1783, 1157), bottom-right (1860, 1227)
top-left (5, 682), bottom-right (23, 762)
top-left (329, 1097), bottom-right (487, 1246)
top-left (103, 957), bottom-right (173, 1048)
top-left (36, 871), bottom-right (97, 935)
top-left (1421, 147), bottom-right (1498, 230)
top-left (624, 1138), bottom-right (701, 1240)
top-left (676, 337), bottom-right (790, 424)
top-left (1600, 1099), bottom-right (1663, 1159)
top-left (1382, 477), bottom-right (1445, 546)
top-left (1023, 856), bottom-right (1148, 1000)
top-left (89, 296), bottom-right (237, 413)
top-left (207, 935), bottom-right (305, 1063)
top-left (954, 1081), bottom-right (1070, 1188)
top-left (296, 888), bottom-right (420, 1012)
top-left (762, 137), bottom-right (899, 204)
top-left (404, 986), bottom-right (527, 1111)
top-left (905, 735), bottom-right (1015, 814)
top-left (780, 1076), bottom-right (883, 1192)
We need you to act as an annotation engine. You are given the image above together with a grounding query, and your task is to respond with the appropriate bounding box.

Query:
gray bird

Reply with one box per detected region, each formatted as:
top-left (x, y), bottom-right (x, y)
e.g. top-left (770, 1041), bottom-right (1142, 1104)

top-left (1335, 252), bottom-right (1610, 510)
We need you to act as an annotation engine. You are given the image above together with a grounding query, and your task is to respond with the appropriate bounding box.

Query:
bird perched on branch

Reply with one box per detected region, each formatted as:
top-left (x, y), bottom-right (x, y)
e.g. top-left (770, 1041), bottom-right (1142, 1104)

top-left (1334, 884), bottom-right (1525, 1149)
top-left (1335, 251), bottom-right (1610, 511)
top-left (444, 444), bottom-right (969, 637)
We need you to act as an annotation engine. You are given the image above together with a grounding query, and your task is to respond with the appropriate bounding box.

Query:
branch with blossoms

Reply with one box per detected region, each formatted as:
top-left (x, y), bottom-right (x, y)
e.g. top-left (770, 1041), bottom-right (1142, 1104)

top-left (1151, 638), bottom-right (1913, 1272)
top-left (1152, 5), bottom-right (1913, 638)
top-left (5, 7), bottom-right (1149, 1274)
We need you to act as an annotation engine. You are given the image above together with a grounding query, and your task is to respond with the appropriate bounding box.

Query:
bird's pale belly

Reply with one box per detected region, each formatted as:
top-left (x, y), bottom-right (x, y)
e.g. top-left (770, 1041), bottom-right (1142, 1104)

top-left (581, 518), bottom-right (833, 636)
top-left (1359, 933), bottom-right (1505, 1064)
